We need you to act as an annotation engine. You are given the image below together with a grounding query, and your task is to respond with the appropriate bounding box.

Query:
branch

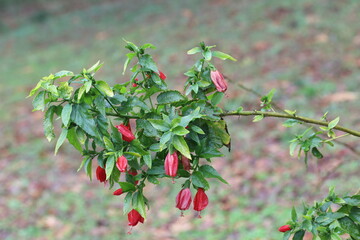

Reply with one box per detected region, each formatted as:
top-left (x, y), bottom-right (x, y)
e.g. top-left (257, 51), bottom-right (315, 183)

top-left (220, 111), bottom-right (360, 138)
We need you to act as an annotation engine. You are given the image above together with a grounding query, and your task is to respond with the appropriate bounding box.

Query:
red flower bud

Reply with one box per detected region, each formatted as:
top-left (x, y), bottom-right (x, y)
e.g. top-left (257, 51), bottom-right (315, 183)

top-left (116, 155), bottom-right (128, 172)
top-left (181, 155), bottom-right (191, 171)
top-left (278, 225), bottom-right (291, 232)
top-left (127, 209), bottom-right (144, 232)
top-left (128, 169), bottom-right (139, 185)
top-left (113, 188), bottom-right (124, 196)
top-left (116, 124), bottom-right (135, 142)
top-left (210, 70), bottom-right (227, 92)
top-left (159, 71), bottom-right (167, 80)
top-left (176, 188), bottom-right (192, 216)
top-left (96, 166), bottom-right (107, 183)
top-left (193, 188), bottom-right (208, 218)
top-left (164, 152), bottom-right (178, 182)
top-left (132, 78), bottom-right (138, 87)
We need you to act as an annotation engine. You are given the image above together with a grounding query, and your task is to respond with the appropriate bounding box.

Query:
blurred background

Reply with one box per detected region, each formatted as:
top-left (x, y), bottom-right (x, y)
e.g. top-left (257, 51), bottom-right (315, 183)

top-left (1, 0), bottom-right (359, 239)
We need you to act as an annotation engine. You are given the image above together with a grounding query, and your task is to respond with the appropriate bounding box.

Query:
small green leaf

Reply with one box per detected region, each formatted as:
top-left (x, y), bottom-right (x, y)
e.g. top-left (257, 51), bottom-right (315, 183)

top-left (160, 131), bottom-right (172, 150)
top-left (147, 175), bottom-right (160, 184)
top-left (43, 106), bottom-right (56, 142)
top-left (212, 50), bottom-right (237, 61)
top-left (312, 147), bottom-right (323, 159)
top-left (103, 136), bottom-right (114, 151)
top-left (96, 80), bottom-right (114, 97)
top-left (87, 60), bottom-right (103, 73)
top-left (172, 135), bottom-right (191, 159)
top-left (141, 43), bottom-right (156, 50)
top-left (284, 109), bottom-right (297, 115)
top-left (282, 231), bottom-right (291, 240)
top-left (105, 155), bottom-right (116, 180)
top-left (119, 182), bottom-right (136, 192)
top-left (54, 128), bottom-right (68, 155)
top-left (77, 156), bottom-right (88, 172)
top-left (203, 49), bottom-right (212, 61)
top-left (283, 119), bottom-right (301, 127)
top-left (253, 115), bottom-right (264, 122)
top-left (133, 192), bottom-right (147, 219)
top-left (139, 54), bottom-right (158, 73)
top-left (67, 127), bottom-right (83, 152)
top-left (210, 92), bottom-right (224, 105)
top-left (199, 165), bottom-right (228, 184)
top-left (293, 230), bottom-right (305, 240)
top-left (143, 154), bottom-right (152, 169)
top-left (171, 126), bottom-right (190, 136)
top-left (148, 119), bottom-right (171, 132)
top-left (191, 125), bottom-right (205, 134)
top-left (123, 53), bottom-right (136, 75)
top-left (328, 117), bottom-right (340, 129)
top-left (84, 156), bottom-right (93, 180)
top-left (187, 47), bottom-right (201, 55)
top-left (291, 206), bottom-right (298, 222)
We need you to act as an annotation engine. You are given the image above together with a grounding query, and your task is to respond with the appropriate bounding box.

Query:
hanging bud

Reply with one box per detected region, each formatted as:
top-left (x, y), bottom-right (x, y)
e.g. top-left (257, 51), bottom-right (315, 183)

top-left (181, 155), bottom-right (191, 171)
top-left (159, 71), bottom-right (167, 80)
top-left (113, 188), bottom-right (124, 196)
top-left (164, 152), bottom-right (178, 183)
top-left (193, 188), bottom-right (208, 218)
top-left (128, 169), bottom-right (139, 185)
top-left (210, 70), bottom-right (227, 92)
top-left (176, 188), bottom-right (192, 216)
top-left (96, 166), bottom-right (107, 184)
top-left (116, 156), bottom-right (128, 172)
top-left (278, 225), bottom-right (291, 232)
top-left (127, 209), bottom-right (145, 234)
top-left (115, 124), bottom-right (135, 142)
top-left (132, 78), bottom-right (139, 87)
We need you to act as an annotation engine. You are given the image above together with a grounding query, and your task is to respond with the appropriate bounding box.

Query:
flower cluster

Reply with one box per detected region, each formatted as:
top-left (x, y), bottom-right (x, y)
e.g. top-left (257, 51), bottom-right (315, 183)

top-left (176, 188), bottom-right (209, 218)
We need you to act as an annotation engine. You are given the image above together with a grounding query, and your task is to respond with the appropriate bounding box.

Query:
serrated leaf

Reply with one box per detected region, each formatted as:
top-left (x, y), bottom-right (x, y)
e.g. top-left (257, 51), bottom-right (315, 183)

top-left (61, 104), bottom-right (72, 127)
top-left (105, 155), bottom-right (115, 180)
top-left (43, 106), bottom-right (56, 142)
top-left (212, 50), bottom-right (237, 61)
top-left (199, 165), bottom-right (228, 184)
top-left (96, 80), bottom-right (114, 97)
top-left (157, 90), bottom-right (186, 105)
top-left (191, 171), bottom-right (210, 190)
top-left (32, 91), bottom-right (46, 111)
top-left (328, 117), bottom-right (340, 129)
top-left (54, 128), bottom-right (68, 155)
top-left (172, 135), bottom-right (191, 159)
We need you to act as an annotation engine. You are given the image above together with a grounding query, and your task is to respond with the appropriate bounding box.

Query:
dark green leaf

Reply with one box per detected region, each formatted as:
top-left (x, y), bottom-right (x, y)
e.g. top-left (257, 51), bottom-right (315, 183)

top-left (283, 119), bottom-right (301, 127)
top-left (119, 182), bottom-right (136, 192)
top-left (349, 207), bottom-right (360, 222)
top-left (147, 175), bottom-right (160, 184)
top-left (103, 136), bottom-right (114, 151)
top-left (344, 196), bottom-right (360, 206)
top-left (61, 104), bottom-right (72, 127)
top-left (132, 192), bottom-right (146, 219)
top-left (139, 54), bottom-right (158, 73)
top-left (148, 119), bottom-right (171, 132)
top-left (105, 155), bottom-right (115, 180)
top-left (172, 135), bottom-right (191, 159)
top-left (147, 166), bottom-right (165, 175)
top-left (338, 217), bottom-right (360, 238)
top-left (199, 165), bottom-right (228, 184)
top-left (293, 230), bottom-right (305, 240)
top-left (312, 147), bottom-right (323, 159)
top-left (210, 92), bottom-right (224, 105)
top-left (191, 171), bottom-right (209, 190)
top-left (67, 127), bottom-right (83, 152)
top-left (123, 192), bottom-right (133, 215)
top-left (94, 95), bottom-right (106, 117)
top-left (136, 119), bottom-right (158, 137)
top-left (282, 231), bottom-right (291, 240)
top-left (71, 104), bottom-right (100, 138)
top-left (157, 90), bottom-right (186, 105)
top-left (143, 154), bottom-right (152, 169)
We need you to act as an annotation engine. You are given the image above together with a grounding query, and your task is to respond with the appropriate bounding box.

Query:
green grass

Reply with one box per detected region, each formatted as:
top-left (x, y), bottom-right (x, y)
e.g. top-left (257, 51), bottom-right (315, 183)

top-left (1, 0), bottom-right (359, 239)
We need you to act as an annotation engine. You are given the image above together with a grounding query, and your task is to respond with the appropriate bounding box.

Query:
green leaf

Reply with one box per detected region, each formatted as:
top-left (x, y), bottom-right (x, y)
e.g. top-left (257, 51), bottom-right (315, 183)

top-left (289, 141), bottom-right (298, 156)
top-left (32, 91), bottom-right (46, 111)
top-left (123, 38), bottom-right (139, 53)
top-left (123, 192), bottom-right (133, 215)
top-left (282, 231), bottom-right (291, 240)
top-left (94, 95), bottom-right (106, 117)
top-left (141, 43), bottom-right (156, 50)
top-left (67, 127), bottom-right (82, 152)
top-left (160, 131), bottom-right (172, 150)
top-left (84, 156), bottom-right (92, 180)
top-left (61, 104), bottom-right (72, 127)
top-left (54, 128), bottom-right (68, 155)
top-left (77, 84), bottom-right (86, 101)
top-left (87, 60), bottom-right (103, 73)
top-left (328, 117), bottom-right (340, 129)
top-left (119, 182), bottom-right (136, 192)
top-left (284, 109), bottom-right (296, 115)
top-left (203, 49), bottom-right (212, 61)
top-left (103, 136), bottom-right (114, 151)
top-left (54, 70), bottom-right (74, 79)
top-left (96, 80), bottom-right (114, 97)
top-left (212, 50), bottom-right (237, 61)
top-left (43, 106), bottom-right (56, 142)
top-left (77, 156), bottom-right (89, 172)
top-left (207, 120), bottom-right (231, 145)
top-left (123, 52), bottom-right (136, 75)
top-left (172, 135), bottom-right (191, 159)
top-left (157, 90), bottom-right (186, 105)
top-left (139, 54), bottom-right (158, 73)
top-left (283, 119), bottom-right (301, 127)
top-left (105, 155), bottom-right (115, 180)
top-left (191, 125), bottom-right (205, 134)
top-left (191, 171), bottom-right (210, 190)
top-left (199, 165), bottom-right (229, 184)
top-left (312, 147), bottom-right (323, 159)
top-left (338, 217), bottom-right (360, 238)
top-left (171, 126), bottom-right (190, 136)
top-left (292, 206), bottom-right (298, 222)
top-left (293, 230), bottom-right (305, 240)
top-left (143, 154), bottom-right (152, 169)
top-left (187, 47), bottom-right (201, 55)
top-left (71, 104), bottom-right (100, 138)
top-left (133, 192), bottom-right (147, 219)
top-left (253, 115), bottom-right (264, 122)
top-left (210, 92), bottom-right (224, 105)
top-left (148, 119), bottom-right (171, 132)
top-left (147, 175), bottom-right (160, 184)
top-left (349, 207), bottom-right (360, 222)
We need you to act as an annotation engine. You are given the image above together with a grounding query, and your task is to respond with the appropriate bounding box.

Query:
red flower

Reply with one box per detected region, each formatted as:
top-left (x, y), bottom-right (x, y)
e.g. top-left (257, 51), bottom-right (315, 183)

top-left (127, 209), bottom-right (144, 234)
top-left (164, 152), bottom-right (178, 183)
top-left (176, 188), bottom-right (192, 216)
top-left (113, 188), bottom-right (124, 196)
top-left (116, 124), bottom-right (135, 142)
top-left (128, 169), bottom-right (139, 185)
top-left (159, 71), bottom-right (167, 80)
top-left (181, 155), bottom-right (191, 171)
top-left (278, 225), bottom-right (291, 232)
top-left (193, 188), bottom-right (208, 218)
top-left (96, 166), bottom-right (107, 183)
top-left (116, 156), bottom-right (128, 172)
top-left (210, 70), bottom-right (227, 92)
